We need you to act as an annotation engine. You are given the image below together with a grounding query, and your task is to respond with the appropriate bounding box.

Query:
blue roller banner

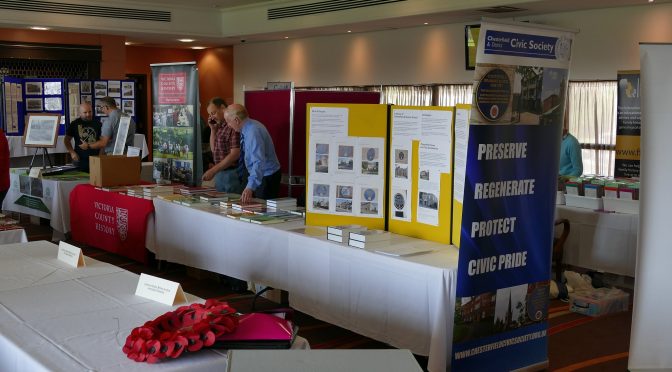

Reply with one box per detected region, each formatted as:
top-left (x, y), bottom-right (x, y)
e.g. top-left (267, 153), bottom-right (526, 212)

top-left (452, 20), bottom-right (575, 371)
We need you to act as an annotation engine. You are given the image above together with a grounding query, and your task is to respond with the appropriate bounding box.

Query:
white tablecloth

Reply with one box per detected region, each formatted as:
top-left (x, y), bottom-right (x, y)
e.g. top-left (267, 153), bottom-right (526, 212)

top-left (149, 198), bottom-right (458, 372)
top-left (2, 171), bottom-right (88, 238)
top-left (556, 205), bottom-right (639, 276)
top-left (0, 228), bottom-right (28, 244)
top-left (7, 134), bottom-right (149, 159)
top-left (0, 241), bottom-right (308, 371)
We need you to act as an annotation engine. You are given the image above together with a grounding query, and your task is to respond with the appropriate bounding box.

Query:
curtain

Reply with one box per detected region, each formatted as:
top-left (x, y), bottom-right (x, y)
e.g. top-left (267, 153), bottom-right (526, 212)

top-left (380, 85), bottom-right (433, 106)
top-left (567, 81), bottom-right (617, 177)
top-left (435, 84), bottom-right (473, 106)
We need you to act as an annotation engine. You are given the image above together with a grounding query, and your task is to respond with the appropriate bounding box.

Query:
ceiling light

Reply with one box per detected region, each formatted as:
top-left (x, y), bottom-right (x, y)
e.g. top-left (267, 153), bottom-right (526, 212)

top-left (424, 22), bottom-right (429, 25)
top-left (178, 38), bottom-right (195, 43)
top-left (347, 30), bottom-right (352, 33)
top-left (30, 26), bottom-right (49, 31)
top-left (649, 0), bottom-right (654, 2)
top-left (191, 46), bottom-right (206, 50)
top-left (125, 41), bottom-right (132, 46)
top-left (284, 36), bottom-right (289, 39)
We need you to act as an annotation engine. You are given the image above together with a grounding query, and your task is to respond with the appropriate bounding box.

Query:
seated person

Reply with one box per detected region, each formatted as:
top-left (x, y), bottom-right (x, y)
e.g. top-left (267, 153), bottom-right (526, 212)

top-left (64, 102), bottom-right (102, 172)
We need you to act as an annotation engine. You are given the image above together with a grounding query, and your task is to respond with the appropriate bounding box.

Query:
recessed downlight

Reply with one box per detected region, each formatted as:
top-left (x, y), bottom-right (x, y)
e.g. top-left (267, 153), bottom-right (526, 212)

top-left (30, 26), bottom-right (49, 31)
top-left (178, 38), bottom-right (195, 43)
top-left (191, 46), bottom-right (206, 50)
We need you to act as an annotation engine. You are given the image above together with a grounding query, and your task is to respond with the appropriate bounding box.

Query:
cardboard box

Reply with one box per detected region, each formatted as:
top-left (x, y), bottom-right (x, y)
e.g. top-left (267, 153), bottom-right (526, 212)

top-left (570, 288), bottom-right (630, 317)
top-left (89, 155), bottom-right (141, 187)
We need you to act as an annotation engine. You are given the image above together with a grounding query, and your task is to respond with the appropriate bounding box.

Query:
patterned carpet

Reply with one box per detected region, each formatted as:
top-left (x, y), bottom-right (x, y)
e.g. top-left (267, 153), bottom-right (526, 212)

top-left (18, 217), bottom-right (632, 371)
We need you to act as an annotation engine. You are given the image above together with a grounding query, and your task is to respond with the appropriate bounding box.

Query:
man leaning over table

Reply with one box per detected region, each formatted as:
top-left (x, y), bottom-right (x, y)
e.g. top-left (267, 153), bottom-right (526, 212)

top-left (201, 97), bottom-right (244, 193)
top-left (224, 104), bottom-right (281, 203)
top-left (64, 102), bottom-right (102, 172)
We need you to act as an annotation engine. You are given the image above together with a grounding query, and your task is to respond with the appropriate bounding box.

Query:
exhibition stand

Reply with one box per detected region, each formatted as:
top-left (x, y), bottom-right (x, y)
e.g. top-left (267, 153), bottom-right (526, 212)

top-left (2, 169), bottom-right (89, 240)
top-left (69, 184), bottom-right (154, 264)
top-left (0, 240), bottom-right (308, 371)
top-left (7, 134), bottom-right (149, 159)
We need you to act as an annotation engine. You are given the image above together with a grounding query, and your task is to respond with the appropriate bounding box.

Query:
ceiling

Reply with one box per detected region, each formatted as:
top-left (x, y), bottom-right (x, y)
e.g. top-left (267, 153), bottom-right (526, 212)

top-left (0, 0), bottom-right (667, 48)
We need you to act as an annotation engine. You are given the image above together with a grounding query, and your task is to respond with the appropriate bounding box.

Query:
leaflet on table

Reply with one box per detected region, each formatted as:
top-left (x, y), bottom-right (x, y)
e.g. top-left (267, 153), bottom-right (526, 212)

top-left (308, 136), bottom-right (384, 218)
top-left (309, 106), bottom-right (348, 136)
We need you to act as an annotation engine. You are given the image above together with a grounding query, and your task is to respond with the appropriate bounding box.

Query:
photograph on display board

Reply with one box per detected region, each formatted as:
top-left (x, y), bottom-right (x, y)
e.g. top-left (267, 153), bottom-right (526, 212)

top-left (392, 189), bottom-right (408, 219)
top-left (25, 82), bottom-right (42, 95)
top-left (360, 187), bottom-right (379, 215)
top-left (312, 183), bottom-right (330, 211)
top-left (395, 149), bottom-right (408, 164)
top-left (44, 97), bottom-right (62, 111)
top-left (122, 100), bottom-right (135, 116)
top-left (395, 165), bottom-right (408, 179)
top-left (94, 99), bottom-right (107, 116)
top-left (315, 143), bottom-right (329, 173)
top-left (153, 127), bottom-right (194, 159)
top-left (23, 114), bottom-right (60, 147)
top-left (539, 68), bottom-right (569, 125)
top-left (80, 81), bottom-right (92, 94)
top-left (453, 281), bottom-right (548, 344)
top-left (122, 81), bottom-right (135, 98)
top-left (68, 82), bottom-right (80, 95)
top-left (171, 159), bottom-right (193, 183)
top-left (44, 81), bottom-right (62, 95)
top-left (418, 191), bottom-right (438, 210)
top-left (335, 185), bottom-right (353, 213)
top-left (153, 105), bottom-right (194, 127)
top-left (337, 145), bottom-right (354, 171)
top-left (94, 81), bottom-right (107, 98)
top-left (107, 81), bottom-right (121, 97)
top-left (25, 98), bottom-right (43, 111)
top-left (153, 158), bottom-right (172, 181)
top-left (81, 95), bottom-right (92, 103)
top-left (361, 147), bottom-right (379, 175)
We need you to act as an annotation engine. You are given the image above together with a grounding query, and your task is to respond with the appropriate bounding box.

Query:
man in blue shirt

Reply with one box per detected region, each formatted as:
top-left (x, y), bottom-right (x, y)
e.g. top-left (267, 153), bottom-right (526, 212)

top-left (559, 126), bottom-right (583, 177)
top-left (224, 104), bottom-right (281, 203)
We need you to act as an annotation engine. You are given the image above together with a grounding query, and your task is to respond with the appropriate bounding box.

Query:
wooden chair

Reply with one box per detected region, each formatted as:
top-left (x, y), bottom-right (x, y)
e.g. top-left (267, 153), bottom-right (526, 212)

top-left (552, 219), bottom-right (570, 282)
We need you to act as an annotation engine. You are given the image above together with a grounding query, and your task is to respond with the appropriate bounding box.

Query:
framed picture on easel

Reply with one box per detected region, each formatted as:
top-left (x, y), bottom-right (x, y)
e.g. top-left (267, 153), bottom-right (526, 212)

top-left (23, 113), bottom-right (60, 148)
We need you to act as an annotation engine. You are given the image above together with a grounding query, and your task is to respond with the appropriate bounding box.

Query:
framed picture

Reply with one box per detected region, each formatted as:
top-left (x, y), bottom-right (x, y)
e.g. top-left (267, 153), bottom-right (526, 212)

top-left (122, 81), bottom-right (135, 98)
top-left (44, 81), bottom-right (62, 95)
top-left (25, 82), bottom-right (43, 95)
top-left (23, 114), bottom-right (60, 148)
top-left (80, 81), bottom-right (92, 94)
top-left (25, 97), bottom-right (44, 111)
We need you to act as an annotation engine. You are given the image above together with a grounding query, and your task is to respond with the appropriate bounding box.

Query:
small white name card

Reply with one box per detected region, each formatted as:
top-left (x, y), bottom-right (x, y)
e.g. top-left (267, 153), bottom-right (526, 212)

top-left (28, 167), bottom-right (43, 178)
top-left (135, 273), bottom-right (187, 306)
top-left (126, 146), bottom-right (141, 157)
top-left (57, 241), bottom-right (86, 267)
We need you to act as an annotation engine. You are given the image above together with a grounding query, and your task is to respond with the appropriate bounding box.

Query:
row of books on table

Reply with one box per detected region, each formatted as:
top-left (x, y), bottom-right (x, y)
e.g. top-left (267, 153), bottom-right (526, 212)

top-left (0, 214), bottom-right (23, 231)
top-left (97, 184), bottom-right (307, 224)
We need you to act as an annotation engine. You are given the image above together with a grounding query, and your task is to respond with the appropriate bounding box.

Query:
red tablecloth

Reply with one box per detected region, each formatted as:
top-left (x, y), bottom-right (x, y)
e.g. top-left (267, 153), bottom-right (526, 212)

top-left (70, 184), bottom-right (154, 263)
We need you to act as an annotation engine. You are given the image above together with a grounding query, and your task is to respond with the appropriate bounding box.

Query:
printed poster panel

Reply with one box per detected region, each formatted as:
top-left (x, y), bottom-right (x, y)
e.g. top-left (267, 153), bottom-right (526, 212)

top-left (452, 20), bottom-right (574, 371)
top-left (615, 71), bottom-right (641, 178)
top-left (151, 63), bottom-right (201, 185)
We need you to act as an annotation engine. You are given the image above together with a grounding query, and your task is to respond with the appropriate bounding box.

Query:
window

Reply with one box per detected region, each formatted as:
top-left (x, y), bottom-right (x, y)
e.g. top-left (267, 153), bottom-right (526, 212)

top-left (566, 81), bottom-right (617, 177)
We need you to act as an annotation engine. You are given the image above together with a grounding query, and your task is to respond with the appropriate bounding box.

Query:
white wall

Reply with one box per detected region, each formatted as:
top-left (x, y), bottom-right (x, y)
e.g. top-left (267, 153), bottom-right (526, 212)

top-left (233, 3), bottom-right (672, 102)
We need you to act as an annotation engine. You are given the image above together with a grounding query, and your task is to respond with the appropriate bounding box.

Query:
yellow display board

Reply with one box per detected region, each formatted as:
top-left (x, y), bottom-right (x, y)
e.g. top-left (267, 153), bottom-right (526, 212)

top-left (387, 106), bottom-right (454, 244)
top-left (305, 103), bottom-right (387, 229)
top-left (451, 104), bottom-right (471, 248)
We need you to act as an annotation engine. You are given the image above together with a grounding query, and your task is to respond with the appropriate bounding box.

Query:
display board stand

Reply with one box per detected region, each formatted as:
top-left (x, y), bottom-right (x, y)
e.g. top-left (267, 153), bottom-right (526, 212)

top-left (388, 105), bottom-right (454, 244)
top-left (28, 147), bottom-right (53, 172)
top-left (305, 103), bottom-right (387, 230)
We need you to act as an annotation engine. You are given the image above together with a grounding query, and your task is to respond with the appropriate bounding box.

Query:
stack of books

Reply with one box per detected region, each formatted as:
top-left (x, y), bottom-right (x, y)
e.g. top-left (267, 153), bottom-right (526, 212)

top-left (199, 192), bottom-right (240, 203)
top-left (142, 185), bottom-right (175, 199)
top-left (176, 185), bottom-right (217, 196)
top-left (348, 229), bottom-right (391, 249)
top-left (326, 225), bottom-right (367, 244)
top-left (266, 197), bottom-right (297, 209)
top-left (232, 198), bottom-right (267, 214)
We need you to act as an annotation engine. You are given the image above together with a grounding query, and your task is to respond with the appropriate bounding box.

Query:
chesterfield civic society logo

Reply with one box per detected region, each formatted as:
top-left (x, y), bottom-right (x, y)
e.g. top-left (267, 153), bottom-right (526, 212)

top-left (116, 207), bottom-right (129, 241)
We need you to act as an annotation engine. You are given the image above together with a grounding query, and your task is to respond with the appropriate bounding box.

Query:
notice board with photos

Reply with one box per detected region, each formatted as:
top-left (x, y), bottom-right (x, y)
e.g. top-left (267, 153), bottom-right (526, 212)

top-left (387, 105), bottom-right (454, 244)
top-left (305, 103), bottom-right (387, 230)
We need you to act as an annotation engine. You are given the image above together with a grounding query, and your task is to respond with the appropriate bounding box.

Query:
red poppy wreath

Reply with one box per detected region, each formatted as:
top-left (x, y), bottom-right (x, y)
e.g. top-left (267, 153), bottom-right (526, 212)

top-left (122, 299), bottom-right (239, 363)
